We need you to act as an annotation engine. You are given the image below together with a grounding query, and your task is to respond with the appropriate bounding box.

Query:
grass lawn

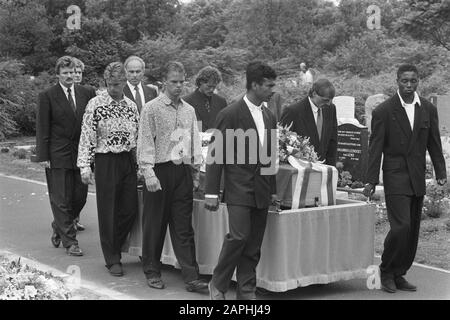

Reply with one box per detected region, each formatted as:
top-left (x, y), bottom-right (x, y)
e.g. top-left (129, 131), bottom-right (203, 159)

top-left (1, 137), bottom-right (449, 271)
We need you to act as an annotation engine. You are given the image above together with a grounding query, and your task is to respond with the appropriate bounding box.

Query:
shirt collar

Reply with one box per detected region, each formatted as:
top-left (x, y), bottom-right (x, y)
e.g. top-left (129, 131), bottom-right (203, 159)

top-left (308, 97), bottom-right (319, 113)
top-left (59, 82), bottom-right (74, 94)
top-left (127, 81), bottom-right (143, 92)
top-left (160, 91), bottom-right (184, 109)
top-left (100, 90), bottom-right (127, 106)
top-left (243, 95), bottom-right (263, 112)
top-left (397, 90), bottom-right (421, 107)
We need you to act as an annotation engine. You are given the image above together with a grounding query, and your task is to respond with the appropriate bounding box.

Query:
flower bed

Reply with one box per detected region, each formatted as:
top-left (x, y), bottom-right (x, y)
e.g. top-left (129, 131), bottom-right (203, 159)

top-left (0, 256), bottom-right (71, 300)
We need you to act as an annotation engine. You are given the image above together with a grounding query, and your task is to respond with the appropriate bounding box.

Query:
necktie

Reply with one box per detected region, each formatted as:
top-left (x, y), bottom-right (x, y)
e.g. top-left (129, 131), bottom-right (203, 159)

top-left (134, 85), bottom-right (143, 113)
top-left (317, 107), bottom-right (323, 141)
top-left (67, 87), bottom-right (76, 113)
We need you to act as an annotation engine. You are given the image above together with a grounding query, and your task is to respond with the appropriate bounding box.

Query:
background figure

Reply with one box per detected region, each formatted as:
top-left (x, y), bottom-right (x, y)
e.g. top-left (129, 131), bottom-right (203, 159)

top-left (71, 56), bottom-right (89, 232)
top-left (137, 61), bottom-right (207, 292)
top-left (77, 62), bottom-right (139, 277)
top-left (266, 91), bottom-right (284, 122)
top-left (123, 55), bottom-right (157, 114)
top-left (299, 62), bottom-right (314, 87)
top-left (183, 66), bottom-right (227, 132)
top-left (363, 64), bottom-right (446, 293)
top-left (205, 61), bottom-right (278, 300)
top-left (280, 79), bottom-right (338, 166)
top-left (35, 56), bottom-right (96, 256)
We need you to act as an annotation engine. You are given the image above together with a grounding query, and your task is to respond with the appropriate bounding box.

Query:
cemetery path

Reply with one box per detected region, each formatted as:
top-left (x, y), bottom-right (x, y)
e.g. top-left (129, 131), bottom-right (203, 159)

top-left (1, 174), bottom-right (449, 300)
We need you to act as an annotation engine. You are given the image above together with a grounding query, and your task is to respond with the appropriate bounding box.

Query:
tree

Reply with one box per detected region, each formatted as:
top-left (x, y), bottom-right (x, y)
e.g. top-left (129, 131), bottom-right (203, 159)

top-left (0, 0), bottom-right (55, 73)
top-left (397, 0), bottom-right (450, 51)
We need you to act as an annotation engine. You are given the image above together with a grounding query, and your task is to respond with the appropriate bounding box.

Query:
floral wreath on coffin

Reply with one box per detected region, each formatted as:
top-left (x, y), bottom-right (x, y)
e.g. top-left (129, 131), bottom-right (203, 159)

top-left (278, 123), bottom-right (321, 164)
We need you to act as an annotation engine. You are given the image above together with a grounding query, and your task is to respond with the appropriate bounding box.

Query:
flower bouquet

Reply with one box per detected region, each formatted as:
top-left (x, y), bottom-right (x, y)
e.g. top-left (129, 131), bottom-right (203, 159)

top-left (278, 123), bottom-right (320, 163)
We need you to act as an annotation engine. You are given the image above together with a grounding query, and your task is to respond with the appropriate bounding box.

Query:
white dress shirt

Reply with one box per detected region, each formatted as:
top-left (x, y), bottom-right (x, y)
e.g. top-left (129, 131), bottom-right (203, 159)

top-left (397, 90), bottom-right (421, 130)
top-left (127, 81), bottom-right (145, 104)
top-left (59, 83), bottom-right (76, 106)
top-left (308, 97), bottom-right (320, 125)
top-left (244, 95), bottom-right (265, 146)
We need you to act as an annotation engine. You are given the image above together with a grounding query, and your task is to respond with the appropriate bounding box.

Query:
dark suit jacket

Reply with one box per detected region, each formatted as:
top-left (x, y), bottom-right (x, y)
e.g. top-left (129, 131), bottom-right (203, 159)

top-left (365, 94), bottom-right (446, 196)
top-left (205, 98), bottom-right (277, 209)
top-left (280, 97), bottom-right (338, 166)
top-left (36, 84), bottom-right (96, 169)
top-left (183, 89), bottom-right (227, 132)
top-left (123, 83), bottom-right (157, 113)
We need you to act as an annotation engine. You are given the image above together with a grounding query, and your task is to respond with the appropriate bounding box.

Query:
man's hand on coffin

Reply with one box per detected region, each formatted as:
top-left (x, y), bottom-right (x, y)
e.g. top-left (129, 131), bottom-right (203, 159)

top-left (362, 183), bottom-right (376, 198)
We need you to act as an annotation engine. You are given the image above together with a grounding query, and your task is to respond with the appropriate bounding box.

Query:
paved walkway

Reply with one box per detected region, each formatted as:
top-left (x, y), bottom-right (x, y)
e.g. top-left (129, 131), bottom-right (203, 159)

top-left (1, 174), bottom-right (449, 300)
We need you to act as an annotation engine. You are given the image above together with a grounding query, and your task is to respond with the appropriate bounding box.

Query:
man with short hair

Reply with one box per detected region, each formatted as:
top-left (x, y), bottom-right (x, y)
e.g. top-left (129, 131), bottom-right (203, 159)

top-left (137, 61), bottom-right (207, 292)
top-left (123, 55), bottom-right (157, 113)
top-left (280, 79), bottom-right (338, 166)
top-left (183, 66), bottom-right (227, 132)
top-left (36, 56), bottom-right (96, 256)
top-left (205, 61), bottom-right (278, 300)
top-left (363, 64), bottom-right (447, 293)
top-left (78, 62), bottom-right (139, 277)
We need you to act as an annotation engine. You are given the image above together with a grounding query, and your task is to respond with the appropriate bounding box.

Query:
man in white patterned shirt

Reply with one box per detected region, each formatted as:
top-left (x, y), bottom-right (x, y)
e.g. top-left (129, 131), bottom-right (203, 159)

top-left (78, 62), bottom-right (139, 277)
top-left (137, 61), bottom-right (207, 292)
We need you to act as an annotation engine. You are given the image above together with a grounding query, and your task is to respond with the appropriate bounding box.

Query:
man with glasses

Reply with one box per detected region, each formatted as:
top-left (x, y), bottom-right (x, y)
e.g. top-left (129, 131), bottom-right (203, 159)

top-left (280, 79), bottom-right (338, 166)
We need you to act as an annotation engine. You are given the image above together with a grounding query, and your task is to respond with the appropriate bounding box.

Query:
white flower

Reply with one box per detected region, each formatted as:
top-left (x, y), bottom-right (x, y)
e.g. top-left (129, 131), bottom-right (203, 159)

top-left (24, 285), bottom-right (38, 299)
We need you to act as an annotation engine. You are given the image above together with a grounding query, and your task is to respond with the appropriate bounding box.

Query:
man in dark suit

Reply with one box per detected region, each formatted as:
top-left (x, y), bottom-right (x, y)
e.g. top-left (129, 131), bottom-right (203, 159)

top-left (123, 55), bottom-right (157, 113)
top-left (363, 64), bottom-right (447, 293)
top-left (205, 61), bottom-right (278, 300)
top-left (280, 79), bottom-right (338, 166)
top-left (36, 56), bottom-right (96, 256)
top-left (183, 66), bottom-right (227, 132)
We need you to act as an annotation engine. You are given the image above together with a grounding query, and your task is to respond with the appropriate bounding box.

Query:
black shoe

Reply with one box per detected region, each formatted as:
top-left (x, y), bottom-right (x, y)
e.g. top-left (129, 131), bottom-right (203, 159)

top-left (107, 263), bottom-right (124, 277)
top-left (208, 281), bottom-right (225, 300)
top-left (395, 276), bottom-right (417, 291)
top-left (186, 279), bottom-right (208, 292)
top-left (51, 232), bottom-right (61, 248)
top-left (66, 244), bottom-right (83, 256)
top-left (381, 277), bottom-right (396, 293)
top-left (147, 277), bottom-right (165, 289)
top-left (74, 222), bottom-right (85, 231)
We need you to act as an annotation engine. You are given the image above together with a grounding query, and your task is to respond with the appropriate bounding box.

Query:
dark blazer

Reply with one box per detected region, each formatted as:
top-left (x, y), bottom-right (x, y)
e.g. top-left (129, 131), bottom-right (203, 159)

top-left (205, 98), bottom-right (277, 209)
top-left (280, 97), bottom-right (338, 166)
top-left (36, 84), bottom-right (96, 169)
top-left (365, 94), bottom-right (446, 196)
top-left (183, 89), bottom-right (227, 131)
top-left (123, 83), bottom-right (157, 113)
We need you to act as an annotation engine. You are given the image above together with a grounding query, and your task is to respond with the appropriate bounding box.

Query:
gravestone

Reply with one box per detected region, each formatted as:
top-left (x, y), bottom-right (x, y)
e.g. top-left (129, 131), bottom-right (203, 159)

top-left (333, 96), bottom-right (361, 126)
top-left (337, 123), bottom-right (369, 182)
top-left (364, 94), bottom-right (389, 132)
top-left (430, 95), bottom-right (450, 136)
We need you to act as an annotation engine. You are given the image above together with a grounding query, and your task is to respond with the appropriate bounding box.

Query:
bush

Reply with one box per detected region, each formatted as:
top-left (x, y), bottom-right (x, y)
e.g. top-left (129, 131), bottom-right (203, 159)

top-left (12, 149), bottom-right (28, 160)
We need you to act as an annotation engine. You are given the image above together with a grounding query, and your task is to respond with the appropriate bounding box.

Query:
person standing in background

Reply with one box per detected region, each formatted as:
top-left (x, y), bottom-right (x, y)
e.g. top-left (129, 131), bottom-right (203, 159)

top-left (183, 66), bottom-right (227, 132)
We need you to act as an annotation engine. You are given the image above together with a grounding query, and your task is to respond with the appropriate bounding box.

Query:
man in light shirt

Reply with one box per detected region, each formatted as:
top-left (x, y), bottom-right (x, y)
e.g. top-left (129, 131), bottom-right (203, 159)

top-left (299, 62), bottom-right (313, 87)
top-left (364, 64), bottom-right (447, 293)
top-left (205, 61), bottom-right (278, 300)
top-left (137, 61), bottom-right (208, 293)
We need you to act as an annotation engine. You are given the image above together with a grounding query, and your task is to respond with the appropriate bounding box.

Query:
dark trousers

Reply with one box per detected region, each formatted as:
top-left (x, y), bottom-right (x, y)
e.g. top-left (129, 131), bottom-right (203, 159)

top-left (380, 194), bottom-right (423, 279)
top-left (212, 205), bottom-right (268, 297)
top-left (142, 162), bottom-right (199, 283)
top-left (46, 167), bottom-right (87, 248)
top-left (94, 152), bottom-right (138, 267)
